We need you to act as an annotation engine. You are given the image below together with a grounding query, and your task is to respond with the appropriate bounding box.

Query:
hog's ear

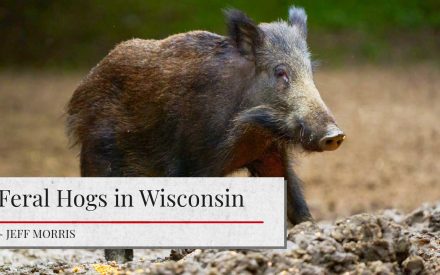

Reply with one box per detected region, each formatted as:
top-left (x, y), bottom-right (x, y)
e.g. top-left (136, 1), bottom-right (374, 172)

top-left (225, 9), bottom-right (263, 60)
top-left (288, 6), bottom-right (307, 38)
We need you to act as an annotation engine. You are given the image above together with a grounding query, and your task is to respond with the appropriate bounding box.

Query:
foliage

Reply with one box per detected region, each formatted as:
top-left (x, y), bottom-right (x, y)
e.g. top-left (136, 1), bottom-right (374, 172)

top-left (0, 0), bottom-right (439, 68)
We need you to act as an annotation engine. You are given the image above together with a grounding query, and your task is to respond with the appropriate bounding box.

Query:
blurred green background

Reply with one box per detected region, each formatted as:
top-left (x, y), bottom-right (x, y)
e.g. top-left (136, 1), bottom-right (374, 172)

top-left (1, 0), bottom-right (439, 69)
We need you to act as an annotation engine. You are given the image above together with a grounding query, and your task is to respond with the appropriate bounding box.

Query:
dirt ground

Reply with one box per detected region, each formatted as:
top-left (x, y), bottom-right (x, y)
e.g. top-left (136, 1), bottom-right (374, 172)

top-left (0, 202), bottom-right (438, 274)
top-left (0, 64), bottom-right (439, 273)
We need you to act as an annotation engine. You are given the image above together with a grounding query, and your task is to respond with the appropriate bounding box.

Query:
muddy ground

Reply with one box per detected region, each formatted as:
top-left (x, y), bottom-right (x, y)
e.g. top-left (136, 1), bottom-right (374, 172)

top-left (0, 202), bottom-right (438, 274)
top-left (0, 65), bottom-right (439, 273)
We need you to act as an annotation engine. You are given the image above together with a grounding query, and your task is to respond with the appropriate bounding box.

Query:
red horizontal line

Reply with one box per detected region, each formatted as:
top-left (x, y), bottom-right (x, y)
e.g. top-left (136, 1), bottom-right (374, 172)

top-left (0, 220), bottom-right (264, 224)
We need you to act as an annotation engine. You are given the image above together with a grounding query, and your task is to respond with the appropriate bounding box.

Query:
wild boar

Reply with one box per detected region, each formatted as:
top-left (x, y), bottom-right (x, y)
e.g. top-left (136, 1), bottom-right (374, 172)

top-left (67, 6), bottom-right (345, 262)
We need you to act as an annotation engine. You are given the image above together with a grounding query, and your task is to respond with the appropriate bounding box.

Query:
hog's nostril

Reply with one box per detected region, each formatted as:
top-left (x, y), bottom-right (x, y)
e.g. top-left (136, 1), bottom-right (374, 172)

top-left (319, 131), bottom-right (345, 151)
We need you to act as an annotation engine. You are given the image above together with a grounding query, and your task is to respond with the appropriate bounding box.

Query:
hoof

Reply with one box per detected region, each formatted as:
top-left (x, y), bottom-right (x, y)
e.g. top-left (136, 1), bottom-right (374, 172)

top-left (104, 249), bottom-right (133, 263)
top-left (169, 249), bottom-right (195, 261)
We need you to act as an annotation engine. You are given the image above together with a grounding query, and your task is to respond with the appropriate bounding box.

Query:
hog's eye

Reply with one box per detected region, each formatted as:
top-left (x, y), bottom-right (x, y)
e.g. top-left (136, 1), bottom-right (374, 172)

top-left (274, 67), bottom-right (289, 84)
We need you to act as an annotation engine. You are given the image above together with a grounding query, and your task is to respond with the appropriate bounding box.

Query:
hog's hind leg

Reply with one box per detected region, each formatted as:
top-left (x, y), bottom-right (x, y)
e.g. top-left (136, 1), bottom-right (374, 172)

top-left (80, 136), bottom-right (134, 263)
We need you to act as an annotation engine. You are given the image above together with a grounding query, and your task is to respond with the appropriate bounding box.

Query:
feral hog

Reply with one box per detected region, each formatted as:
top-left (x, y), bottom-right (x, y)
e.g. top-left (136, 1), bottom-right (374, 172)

top-left (67, 6), bottom-right (345, 262)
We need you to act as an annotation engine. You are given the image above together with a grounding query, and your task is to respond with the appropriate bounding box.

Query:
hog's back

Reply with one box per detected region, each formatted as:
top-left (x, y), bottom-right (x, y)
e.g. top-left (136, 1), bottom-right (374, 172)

top-left (67, 31), bottom-right (248, 176)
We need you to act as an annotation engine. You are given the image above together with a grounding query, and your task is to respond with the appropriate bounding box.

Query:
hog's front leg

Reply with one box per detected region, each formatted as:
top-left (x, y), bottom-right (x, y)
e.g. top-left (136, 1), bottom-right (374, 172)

top-left (284, 162), bottom-right (313, 225)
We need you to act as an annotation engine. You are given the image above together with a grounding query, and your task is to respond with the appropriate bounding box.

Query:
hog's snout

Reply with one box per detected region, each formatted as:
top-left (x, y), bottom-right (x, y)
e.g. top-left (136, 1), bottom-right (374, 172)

top-left (318, 128), bottom-right (345, 151)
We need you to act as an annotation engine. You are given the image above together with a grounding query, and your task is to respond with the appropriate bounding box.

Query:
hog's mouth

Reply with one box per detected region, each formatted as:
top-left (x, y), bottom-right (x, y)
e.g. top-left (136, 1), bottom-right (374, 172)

top-left (234, 105), bottom-right (322, 153)
top-left (291, 122), bottom-right (323, 152)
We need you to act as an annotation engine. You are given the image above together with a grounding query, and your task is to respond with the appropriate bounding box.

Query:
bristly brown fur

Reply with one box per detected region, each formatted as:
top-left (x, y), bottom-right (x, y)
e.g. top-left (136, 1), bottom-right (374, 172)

top-left (66, 6), bottom-right (339, 234)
